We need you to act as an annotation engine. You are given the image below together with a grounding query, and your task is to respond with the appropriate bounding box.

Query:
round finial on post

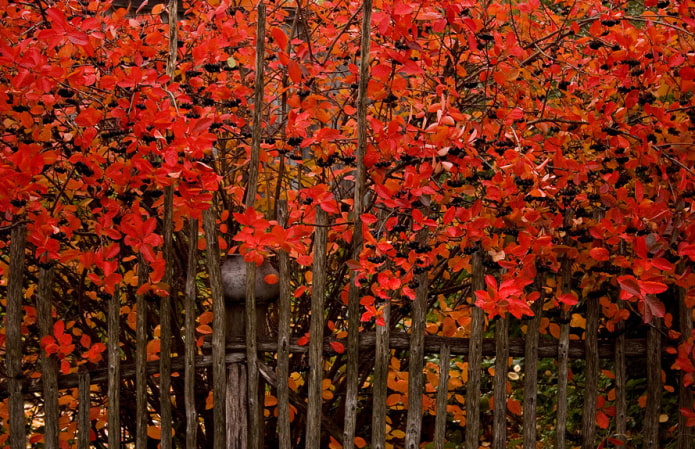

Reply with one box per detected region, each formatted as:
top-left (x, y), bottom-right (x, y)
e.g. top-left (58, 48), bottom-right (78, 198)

top-left (221, 255), bottom-right (279, 338)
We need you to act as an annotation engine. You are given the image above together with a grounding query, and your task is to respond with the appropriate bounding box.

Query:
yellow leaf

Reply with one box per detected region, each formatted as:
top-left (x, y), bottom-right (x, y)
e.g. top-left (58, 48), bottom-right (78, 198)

top-left (390, 429), bottom-right (406, 439)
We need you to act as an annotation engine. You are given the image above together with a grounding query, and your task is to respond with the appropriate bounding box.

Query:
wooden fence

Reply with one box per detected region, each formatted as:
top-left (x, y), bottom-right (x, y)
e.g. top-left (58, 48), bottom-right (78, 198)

top-left (1, 251), bottom-right (694, 449)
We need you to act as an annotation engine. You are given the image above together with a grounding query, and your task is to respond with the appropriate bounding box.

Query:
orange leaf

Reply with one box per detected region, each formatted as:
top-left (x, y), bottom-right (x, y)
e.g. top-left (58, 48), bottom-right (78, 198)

top-left (507, 398), bottom-right (522, 415)
top-left (288, 60), bottom-right (302, 84)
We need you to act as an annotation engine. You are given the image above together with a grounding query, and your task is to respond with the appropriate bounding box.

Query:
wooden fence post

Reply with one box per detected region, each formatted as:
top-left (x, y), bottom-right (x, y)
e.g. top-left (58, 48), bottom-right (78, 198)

top-left (465, 250), bottom-right (485, 449)
top-left (7, 223), bottom-right (27, 449)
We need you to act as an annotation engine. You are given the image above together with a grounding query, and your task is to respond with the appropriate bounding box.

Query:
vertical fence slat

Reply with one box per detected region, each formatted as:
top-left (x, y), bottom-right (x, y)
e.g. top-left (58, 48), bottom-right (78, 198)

top-left (465, 250), bottom-right (484, 449)
top-left (203, 204), bottom-right (227, 449)
top-left (78, 369), bottom-right (90, 449)
top-left (160, 186), bottom-right (174, 449)
top-left (643, 319), bottom-right (662, 449)
top-left (38, 263), bottom-right (58, 449)
top-left (305, 207), bottom-right (328, 449)
top-left (523, 281), bottom-right (544, 449)
top-left (7, 224), bottom-right (27, 449)
top-left (581, 294), bottom-right (599, 449)
top-left (108, 289), bottom-right (122, 449)
top-left (434, 343), bottom-right (451, 449)
top-left (371, 297), bottom-right (390, 449)
top-left (160, 0), bottom-right (178, 444)
top-left (343, 1), bottom-right (372, 447)
top-left (492, 315), bottom-right (509, 449)
top-left (405, 230), bottom-right (429, 448)
top-left (678, 275), bottom-right (694, 449)
top-left (136, 254), bottom-right (148, 449)
top-left (185, 218), bottom-right (198, 449)
top-left (277, 201), bottom-right (291, 449)
top-left (556, 210), bottom-right (574, 449)
top-left (246, 4), bottom-right (266, 448)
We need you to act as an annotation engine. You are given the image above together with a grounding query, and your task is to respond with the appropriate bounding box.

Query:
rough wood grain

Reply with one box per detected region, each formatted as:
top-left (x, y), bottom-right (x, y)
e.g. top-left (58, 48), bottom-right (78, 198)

top-left (581, 294), bottom-right (599, 449)
top-left (523, 279), bottom-right (543, 449)
top-left (185, 218), bottom-right (198, 449)
top-left (371, 299), bottom-right (390, 449)
top-left (37, 264), bottom-right (58, 449)
top-left (493, 316), bottom-right (509, 449)
top-left (643, 319), bottom-right (662, 449)
top-left (277, 201), bottom-right (291, 449)
top-left (246, 6), bottom-right (266, 448)
top-left (465, 251), bottom-right (485, 449)
top-left (78, 369), bottom-right (90, 449)
top-left (7, 224), bottom-right (26, 449)
top-left (306, 207), bottom-right (328, 449)
top-left (159, 187), bottom-right (174, 449)
top-left (108, 290), bottom-right (122, 449)
top-left (405, 229), bottom-right (429, 449)
top-left (434, 343), bottom-right (451, 449)
top-left (203, 204), bottom-right (227, 449)
top-left (343, 2), bottom-right (372, 446)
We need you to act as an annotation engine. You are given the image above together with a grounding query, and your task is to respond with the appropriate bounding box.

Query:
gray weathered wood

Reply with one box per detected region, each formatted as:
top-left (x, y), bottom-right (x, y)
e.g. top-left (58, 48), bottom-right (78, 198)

top-left (78, 369), bottom-right (90, 449)
top-left (343, 2), bottom-right (372, 446)
top-left (245, 5), bottom-right (266, 449)
top-left (159, 0), bottom-right (178, 442)
top-left (405, 230), bottom-right (429, 449)
top-left (203, 204), bottom-right (227, 449)
top-left (37, 263), bottom-right (58, 449)
top-left (277, 201), bottom-right (291, 449)
top-left (136, 254), bottom-right (148, 449)
top-left (434, 343), bottom-right (451, 449)
top-left (371, 298), bottom-right (390, 449)
top-left (523, 277), bottom-right (544, 449)
top-left (185, 218), bottom-right (198, 449)
top-left (159, 185), bottom-right (174, 449)
top-left (556, 210), bottom-right (574, 449)
top-left (643, 319), bottom-right (662, 449)
top-left (8, 224), bottom-right (26, 449)
top-left (493, 315), bottom-right (509, 449)
top-left (306, 207), bottom-right (328, 449)
top-left (108, 289), bottom-right (122, 449)
top-left (465, 251), bottom-right (484, 449)
top-left (581, 294), bottom-right (599, 449)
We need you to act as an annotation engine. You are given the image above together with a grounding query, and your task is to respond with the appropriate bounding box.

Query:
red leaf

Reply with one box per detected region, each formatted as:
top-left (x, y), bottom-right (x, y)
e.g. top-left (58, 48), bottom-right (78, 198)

top-left (288, 60), bottom-right (302, 84)
top-left (596, 410), bottom-right (610, 429)
top-left (640, 280), bottom-right (668, 295)
top-left (590, 247), bottom-right (610, 262)
top-left (558, 293), bottom-right (579, 306)
top-left (617, 275), bottom-right (642, 300)
top-left (329, 341), bottom-right (345, 354)
top-left (271, 27), bottom-right (288, 51)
